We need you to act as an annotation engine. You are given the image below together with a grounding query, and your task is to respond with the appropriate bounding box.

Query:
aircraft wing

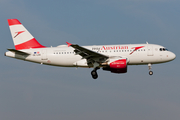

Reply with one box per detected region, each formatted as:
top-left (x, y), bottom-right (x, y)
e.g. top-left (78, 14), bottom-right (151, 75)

top-left (66, 42), bottom-right (109, 61)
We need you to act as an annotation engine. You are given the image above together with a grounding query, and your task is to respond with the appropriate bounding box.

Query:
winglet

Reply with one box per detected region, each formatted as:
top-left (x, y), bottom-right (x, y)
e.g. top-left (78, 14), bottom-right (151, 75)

top-left (66, 42), bottom-right (72, 47)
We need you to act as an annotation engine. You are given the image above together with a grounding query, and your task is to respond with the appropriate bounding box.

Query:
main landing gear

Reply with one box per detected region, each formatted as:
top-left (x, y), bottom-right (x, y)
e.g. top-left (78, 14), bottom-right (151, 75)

top-left (148, 63), bottom-right (153, 75)
top-left (91, 62), bottom-right (100, 79)
top-left (91, 67), bottom-right (100, 79)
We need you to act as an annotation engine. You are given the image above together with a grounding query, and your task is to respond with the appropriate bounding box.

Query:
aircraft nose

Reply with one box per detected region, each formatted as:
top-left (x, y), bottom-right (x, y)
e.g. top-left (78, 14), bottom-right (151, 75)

top-left (170, 52), bottom-right (176, 60)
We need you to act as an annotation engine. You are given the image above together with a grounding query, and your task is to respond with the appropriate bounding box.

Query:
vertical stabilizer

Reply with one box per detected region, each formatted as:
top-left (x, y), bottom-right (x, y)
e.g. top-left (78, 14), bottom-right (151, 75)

top-left (7, 19), bottom-right (45, 50)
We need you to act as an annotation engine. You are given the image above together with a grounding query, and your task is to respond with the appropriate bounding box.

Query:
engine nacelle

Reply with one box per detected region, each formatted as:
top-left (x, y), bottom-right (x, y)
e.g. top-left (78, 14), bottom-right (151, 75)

top-left (103, 58), bottom-right (127, 73)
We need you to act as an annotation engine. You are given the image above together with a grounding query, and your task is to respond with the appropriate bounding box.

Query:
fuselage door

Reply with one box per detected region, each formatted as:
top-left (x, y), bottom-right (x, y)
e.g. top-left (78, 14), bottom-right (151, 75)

top-left (147, 45), bottom-right (153, 56)
top-left (41, 49), bottom-right (48, 60)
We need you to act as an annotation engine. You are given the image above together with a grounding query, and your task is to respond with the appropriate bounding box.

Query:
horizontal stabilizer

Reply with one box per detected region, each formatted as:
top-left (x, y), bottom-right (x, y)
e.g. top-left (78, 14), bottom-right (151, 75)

top-left (7, 49), bottom-right (30, 55)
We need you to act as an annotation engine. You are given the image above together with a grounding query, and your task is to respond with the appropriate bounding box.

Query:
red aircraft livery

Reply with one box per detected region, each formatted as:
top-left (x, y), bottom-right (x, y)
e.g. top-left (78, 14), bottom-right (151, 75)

top-left (130, 46), bottom-right (145, 55)
top-left (101, 46), bottom-right (128, 50)
top-left (14, 31), bottom-right (25, 38)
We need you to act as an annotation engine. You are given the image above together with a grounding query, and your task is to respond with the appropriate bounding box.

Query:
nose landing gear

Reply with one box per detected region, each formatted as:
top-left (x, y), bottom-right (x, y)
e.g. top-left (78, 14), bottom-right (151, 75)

top-left (148, 63), bottom-right (153, 75)
top-left (149, 71), bottom-right (153, 75)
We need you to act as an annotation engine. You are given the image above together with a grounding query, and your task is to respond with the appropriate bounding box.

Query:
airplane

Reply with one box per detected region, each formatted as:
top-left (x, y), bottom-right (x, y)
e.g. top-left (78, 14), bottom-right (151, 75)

top-left (5, 19), bottom-right (176, 79)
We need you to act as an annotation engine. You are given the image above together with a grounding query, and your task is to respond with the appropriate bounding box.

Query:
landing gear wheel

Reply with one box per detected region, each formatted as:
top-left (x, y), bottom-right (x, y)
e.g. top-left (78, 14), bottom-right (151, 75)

top-left (91, 70), bottom-right (98, 79)
top-left (148, 63), bottom-right (153, 75)
top-left (149, 71), bottom-right (153, 75)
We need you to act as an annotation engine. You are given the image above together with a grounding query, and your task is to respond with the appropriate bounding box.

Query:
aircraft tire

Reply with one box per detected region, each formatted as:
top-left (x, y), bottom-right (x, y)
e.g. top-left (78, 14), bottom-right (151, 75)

top-left (149, 71), bottom-right (153, 75)
top-left (91, 70), bottom-right (98, 79)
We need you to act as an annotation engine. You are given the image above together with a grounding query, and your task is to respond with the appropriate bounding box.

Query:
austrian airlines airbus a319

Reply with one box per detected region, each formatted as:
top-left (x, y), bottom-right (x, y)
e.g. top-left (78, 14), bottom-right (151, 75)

top-left (5, 19), bottom-right (176, 79)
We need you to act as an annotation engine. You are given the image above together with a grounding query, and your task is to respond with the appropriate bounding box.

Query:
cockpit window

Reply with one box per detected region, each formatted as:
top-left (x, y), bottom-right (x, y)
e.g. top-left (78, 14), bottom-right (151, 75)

top-left (159, 48), bottom-right (168, 51)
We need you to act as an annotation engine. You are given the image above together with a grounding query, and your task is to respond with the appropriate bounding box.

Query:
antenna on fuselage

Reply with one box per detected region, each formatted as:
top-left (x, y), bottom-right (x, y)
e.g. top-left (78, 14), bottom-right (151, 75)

top-left (146, 42), bottom-right (149, 44)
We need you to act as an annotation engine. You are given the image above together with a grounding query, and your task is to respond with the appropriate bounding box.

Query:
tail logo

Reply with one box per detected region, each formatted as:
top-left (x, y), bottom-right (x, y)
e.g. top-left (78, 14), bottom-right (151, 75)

top-left (14, 31), bottom-right (25, 38)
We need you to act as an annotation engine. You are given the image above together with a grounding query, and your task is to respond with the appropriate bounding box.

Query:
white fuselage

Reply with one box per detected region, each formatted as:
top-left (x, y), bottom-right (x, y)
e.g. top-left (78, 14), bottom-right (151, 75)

top-left (5, 19), bottom-right (176, 79)
top-left (5, 43), bottom-right (176, 67)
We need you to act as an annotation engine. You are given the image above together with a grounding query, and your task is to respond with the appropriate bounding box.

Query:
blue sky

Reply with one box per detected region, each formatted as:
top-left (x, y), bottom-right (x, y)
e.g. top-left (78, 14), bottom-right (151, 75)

top-left (0, 0), bottom-right (179, 120)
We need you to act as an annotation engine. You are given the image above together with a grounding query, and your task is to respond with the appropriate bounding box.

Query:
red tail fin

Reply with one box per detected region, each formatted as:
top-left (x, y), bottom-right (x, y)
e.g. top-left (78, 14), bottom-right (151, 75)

top-left (8, 19), bottom-right (45, 50)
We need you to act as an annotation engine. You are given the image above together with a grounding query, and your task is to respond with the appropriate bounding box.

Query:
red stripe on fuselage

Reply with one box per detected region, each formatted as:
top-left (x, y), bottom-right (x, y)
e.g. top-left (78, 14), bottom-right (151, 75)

top-left (8, 19), bottom-right (21, 26)
top-left (15, 38), bottom-right (45, 50)
top-left (130, 46), bottom-right (144, 55)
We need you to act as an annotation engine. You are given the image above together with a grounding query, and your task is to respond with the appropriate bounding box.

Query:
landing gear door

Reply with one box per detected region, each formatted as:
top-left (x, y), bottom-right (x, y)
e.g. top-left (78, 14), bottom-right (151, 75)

top-left (147, 45), bottom-right (153, 56)
top-left (41, 49), bottom-right (48, 60)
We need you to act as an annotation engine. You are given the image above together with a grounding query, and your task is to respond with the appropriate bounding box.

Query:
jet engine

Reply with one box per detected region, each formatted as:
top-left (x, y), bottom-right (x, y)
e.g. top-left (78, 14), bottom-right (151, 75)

top-left (102, 58), bottom-right (127, 73)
